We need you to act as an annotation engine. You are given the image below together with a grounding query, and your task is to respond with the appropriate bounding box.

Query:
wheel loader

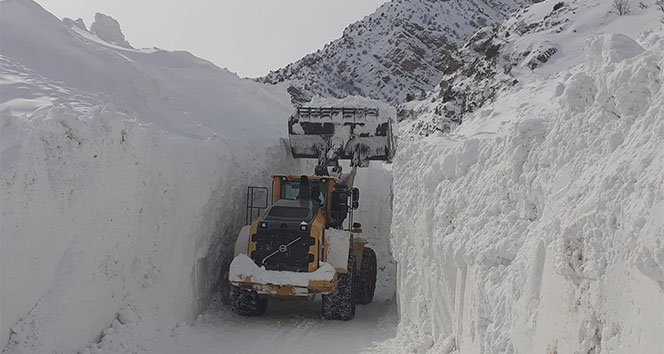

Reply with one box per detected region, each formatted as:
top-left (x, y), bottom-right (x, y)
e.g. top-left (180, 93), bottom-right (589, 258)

top-left (228, 106), bottom-right (395, 320)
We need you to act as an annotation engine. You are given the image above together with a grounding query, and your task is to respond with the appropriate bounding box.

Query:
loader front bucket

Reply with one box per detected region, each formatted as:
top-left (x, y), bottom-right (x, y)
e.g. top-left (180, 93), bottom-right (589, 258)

top-left (288, 107), bottom-right (396, 167)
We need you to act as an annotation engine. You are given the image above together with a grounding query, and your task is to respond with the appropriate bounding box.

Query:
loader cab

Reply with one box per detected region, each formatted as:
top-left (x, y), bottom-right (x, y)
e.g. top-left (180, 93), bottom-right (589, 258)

top-left (272, 175), bottom-right (342, 226)
top-left (278, 177), bottom-right (327, 207)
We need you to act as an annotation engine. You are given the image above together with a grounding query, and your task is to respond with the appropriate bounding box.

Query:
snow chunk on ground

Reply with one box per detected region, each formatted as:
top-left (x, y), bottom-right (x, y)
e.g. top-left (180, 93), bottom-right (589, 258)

top-left (325, 228), bottom-right (351, 270)
top-left (89, 13), bottom-right (132, 49)
top-left (587, 33), bottom-right (645, 69)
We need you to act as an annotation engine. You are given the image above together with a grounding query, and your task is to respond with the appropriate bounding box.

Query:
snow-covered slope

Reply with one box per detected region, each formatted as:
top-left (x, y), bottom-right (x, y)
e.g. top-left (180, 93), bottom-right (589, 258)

top-left (1, 1), bottom-right (289, 140)
top-left (384, 1), bottom-right (664, 353)
top-left (401, 0), bottom-right (664, 138)
top-left (258, 0), bottom-right (530, 105)
top-left (0, 1), bottom-right (305, 353)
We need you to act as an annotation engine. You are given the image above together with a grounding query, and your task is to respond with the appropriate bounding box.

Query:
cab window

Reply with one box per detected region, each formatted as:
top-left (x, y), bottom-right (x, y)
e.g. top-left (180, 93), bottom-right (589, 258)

top-left (282, 182), bottom-right (300, 200)
top-left (280, 180), bottom-right (327, 207)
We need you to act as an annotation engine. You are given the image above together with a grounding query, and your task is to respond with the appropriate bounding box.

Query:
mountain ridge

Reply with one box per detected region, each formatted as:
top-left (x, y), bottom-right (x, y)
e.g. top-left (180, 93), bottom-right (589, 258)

top-left (258, 0), bottom-right (531, 105)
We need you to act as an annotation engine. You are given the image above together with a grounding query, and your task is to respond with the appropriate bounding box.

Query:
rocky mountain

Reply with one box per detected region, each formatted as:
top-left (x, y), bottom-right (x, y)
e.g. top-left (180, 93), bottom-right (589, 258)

top-left (399, 0), bottom-right (595, 138)
top-left (257, 0), bottom-right (531, 105)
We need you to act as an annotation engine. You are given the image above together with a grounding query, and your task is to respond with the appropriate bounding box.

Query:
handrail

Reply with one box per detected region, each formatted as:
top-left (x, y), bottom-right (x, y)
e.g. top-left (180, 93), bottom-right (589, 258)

top-left (246, 186), bottom-right (269, 225)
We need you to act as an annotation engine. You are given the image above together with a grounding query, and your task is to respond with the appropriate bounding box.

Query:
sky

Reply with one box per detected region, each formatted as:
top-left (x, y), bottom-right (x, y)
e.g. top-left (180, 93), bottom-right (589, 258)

top-left (35, 0), bottom-right (389, 78)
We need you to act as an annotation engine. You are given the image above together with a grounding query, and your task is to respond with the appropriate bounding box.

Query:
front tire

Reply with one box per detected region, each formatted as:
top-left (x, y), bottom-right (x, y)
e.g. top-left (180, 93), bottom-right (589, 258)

top-left (356, 247), bottom-right (377, 305)
top-left (230, 286), bottom-right (267, 316)
top-left (322, 256), bottom-right (356, 320)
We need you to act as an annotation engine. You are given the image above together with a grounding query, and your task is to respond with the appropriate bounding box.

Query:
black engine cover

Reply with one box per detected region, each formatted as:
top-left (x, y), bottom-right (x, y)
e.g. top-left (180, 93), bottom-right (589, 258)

top-left (250, 228), bottom-right (315, 272)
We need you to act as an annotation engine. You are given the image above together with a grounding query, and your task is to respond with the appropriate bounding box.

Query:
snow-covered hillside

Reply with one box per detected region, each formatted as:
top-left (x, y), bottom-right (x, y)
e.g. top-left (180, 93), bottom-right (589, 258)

top-left (401, 0), bottom-right (664, 138)
top-left (385, 0), bottom-right (664, 353)
top-left (258, 0), bottom-right (531, 105)
top-left (0, 1), bottom-right (303, 352)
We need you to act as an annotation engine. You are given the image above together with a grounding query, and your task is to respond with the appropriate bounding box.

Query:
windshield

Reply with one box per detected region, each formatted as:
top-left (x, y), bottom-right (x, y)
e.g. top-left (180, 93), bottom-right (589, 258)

top-left (281, 180), bottom-right (326, 207)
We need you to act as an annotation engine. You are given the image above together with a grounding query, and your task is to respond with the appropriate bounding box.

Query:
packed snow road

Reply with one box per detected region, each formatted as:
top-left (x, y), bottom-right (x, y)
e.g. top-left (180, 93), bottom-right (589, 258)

top-left (162, 297), bottom-right (397, 354)
top-left (87, 293), bottom-right (397, 354)
top-left (85, 268), bottom-right (398, 354)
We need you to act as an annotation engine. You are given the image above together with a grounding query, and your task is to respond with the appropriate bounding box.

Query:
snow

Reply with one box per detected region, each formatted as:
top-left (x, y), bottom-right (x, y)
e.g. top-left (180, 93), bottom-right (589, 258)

top-left (384, 1), bottom-right (664, 353)
top-left (325, 228), bottom-right (352, 270)
top-left (80, 299), bottom-right (397, 354)
top-left (1, 3), bottom-right (398, 352)
top-left (289, 96), bottom-right (398, 165)
top-left (229, 254), bottom-right (336, 289)
top-left (400, 0), bottom-right (664, 139)
top-left (259, 0), bottom-right (531, 104)
top-left (0, 1), bottom-right (306, 352)
top-left (308, 95), bottom-right (397, 119)
top-left (3, 0), bottom-right (662, 353)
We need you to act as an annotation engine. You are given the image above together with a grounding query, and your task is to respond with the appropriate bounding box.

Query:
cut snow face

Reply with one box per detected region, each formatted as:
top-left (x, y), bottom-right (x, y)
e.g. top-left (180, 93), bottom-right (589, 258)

top-left (386, 1), bottom-right (664, 353)
top-left (0, 1), bottom-right (311, 353)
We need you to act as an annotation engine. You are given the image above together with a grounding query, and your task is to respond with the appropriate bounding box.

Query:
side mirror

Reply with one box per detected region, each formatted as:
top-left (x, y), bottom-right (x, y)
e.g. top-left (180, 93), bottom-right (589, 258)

top-left (334, 192), bottom-right (348, 207)
top-left (352, 222), bottom-right (362, 228)
top-left (351, 188), bottom-right (360, 201)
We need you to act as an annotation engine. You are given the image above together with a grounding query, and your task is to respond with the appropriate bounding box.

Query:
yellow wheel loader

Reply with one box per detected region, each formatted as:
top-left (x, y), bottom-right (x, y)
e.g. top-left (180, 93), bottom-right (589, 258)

top-left (228, 107), bottom-right (395, 320)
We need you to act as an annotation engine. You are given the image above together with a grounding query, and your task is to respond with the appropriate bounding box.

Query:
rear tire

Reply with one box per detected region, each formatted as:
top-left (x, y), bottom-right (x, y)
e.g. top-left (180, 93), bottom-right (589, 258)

top-left (322, 256), bottom-right (356, 320)
top-left (230, 286), bottom-right (267, 316)
top-left (356, 247), bottom-right (377, 305)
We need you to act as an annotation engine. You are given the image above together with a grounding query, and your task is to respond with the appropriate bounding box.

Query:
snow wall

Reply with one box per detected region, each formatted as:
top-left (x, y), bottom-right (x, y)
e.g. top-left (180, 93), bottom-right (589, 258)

top-left (1, 105), bottom-right (311, 353)
top-left (387, 29), bottom-right (664, 354)
top-left (0, 1), bottom-right (307, 352)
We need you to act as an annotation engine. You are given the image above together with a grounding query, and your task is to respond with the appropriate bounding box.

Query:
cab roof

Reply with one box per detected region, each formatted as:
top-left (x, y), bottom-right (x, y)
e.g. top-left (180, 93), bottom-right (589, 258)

top-left (272, 174), bottom-right (342, 183)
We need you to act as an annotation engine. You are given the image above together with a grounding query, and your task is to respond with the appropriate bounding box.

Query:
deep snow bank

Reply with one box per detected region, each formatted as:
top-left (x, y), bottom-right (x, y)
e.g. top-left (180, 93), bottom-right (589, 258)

top-left (1, 105), bottom-right (300, 353)
top-left (385, 2), bottom-right (664, 353)
top-left (0, 1), bottom-right (303, 352)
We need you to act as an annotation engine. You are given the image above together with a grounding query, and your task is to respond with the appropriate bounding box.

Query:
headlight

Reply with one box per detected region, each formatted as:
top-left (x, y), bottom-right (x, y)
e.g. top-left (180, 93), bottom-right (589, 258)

top-left (260, 222), bottom-right (268, 229)
top-left (299, 222), bottom-right (308, 231)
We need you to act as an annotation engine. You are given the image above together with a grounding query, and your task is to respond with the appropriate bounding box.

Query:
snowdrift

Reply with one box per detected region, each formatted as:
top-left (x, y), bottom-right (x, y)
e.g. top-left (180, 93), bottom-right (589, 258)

top-left (0, 1), bottom-right (303, 352)
top-left (385, 1), bottom-right (664, 353)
